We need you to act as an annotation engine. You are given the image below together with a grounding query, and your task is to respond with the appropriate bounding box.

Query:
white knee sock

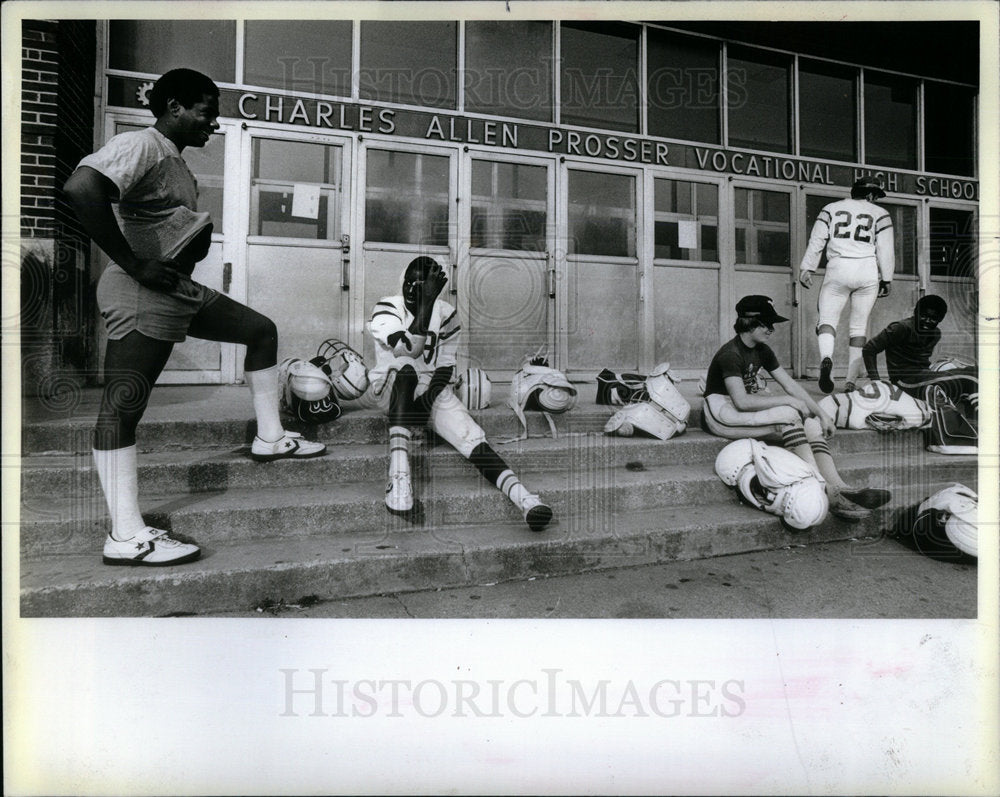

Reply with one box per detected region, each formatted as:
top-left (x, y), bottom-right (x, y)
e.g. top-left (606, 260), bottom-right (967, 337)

top-left (389, 426), bottom-right (411, 479)
top-left (818, 332), bottom-right (835, 361)
top-left (847, 346), bottom-right (864, 382)
top-left (245, 365), bottom-right (285, 442)
top-left (93, 445), bottom-right (146, 540)
top-left (497, 468), bottom-right (530, 509)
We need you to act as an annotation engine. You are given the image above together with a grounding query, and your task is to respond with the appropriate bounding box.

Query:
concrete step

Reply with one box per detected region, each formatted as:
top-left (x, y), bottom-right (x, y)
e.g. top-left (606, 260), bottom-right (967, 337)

top-left (22, 401), bottom-right (629, 455)
top-left (19, 448), bottom-right (976, 558)
top-left (18, 427), bottom-right (909, 500)
top-left (20, 496), bottom-right (927, 618)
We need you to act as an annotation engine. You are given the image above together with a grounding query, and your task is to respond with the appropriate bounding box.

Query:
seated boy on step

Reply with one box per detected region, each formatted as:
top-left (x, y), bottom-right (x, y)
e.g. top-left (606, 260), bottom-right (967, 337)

top-left (367, 256), bottom-right (552, 532)
top-left (701, 295), bottom-right (890, 520)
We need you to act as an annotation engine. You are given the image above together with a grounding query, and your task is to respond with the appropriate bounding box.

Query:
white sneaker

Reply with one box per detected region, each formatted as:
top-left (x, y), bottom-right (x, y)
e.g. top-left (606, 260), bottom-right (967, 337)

top-left (103, 527), bottom-right (201, 566)
top-left (521, 494), bottom-right (553, 532)
top-left (251, 431), bottom-right (326, 462)
top-left (385, 472), bottom-right (414, 513)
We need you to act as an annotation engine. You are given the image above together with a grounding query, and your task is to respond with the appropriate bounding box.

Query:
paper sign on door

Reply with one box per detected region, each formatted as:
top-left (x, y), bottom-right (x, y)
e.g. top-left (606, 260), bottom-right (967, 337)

top-left (291, 183), bottom-right (321, 219)
top-left (677, 220), bottom-right (698, 249)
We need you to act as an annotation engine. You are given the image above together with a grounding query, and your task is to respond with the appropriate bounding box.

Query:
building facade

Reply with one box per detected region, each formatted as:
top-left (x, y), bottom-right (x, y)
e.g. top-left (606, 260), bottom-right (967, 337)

top-left (21, 19), bottom-right (980, 390)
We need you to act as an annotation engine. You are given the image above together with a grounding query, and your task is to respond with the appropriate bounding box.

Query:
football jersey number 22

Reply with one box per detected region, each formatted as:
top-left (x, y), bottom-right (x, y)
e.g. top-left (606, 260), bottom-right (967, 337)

top-left (832, 211), bottom-right (874, 243)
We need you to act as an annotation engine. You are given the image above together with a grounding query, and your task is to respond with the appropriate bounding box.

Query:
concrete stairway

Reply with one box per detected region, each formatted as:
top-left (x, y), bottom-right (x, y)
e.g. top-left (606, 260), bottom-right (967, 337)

top-left (18, 385), bottom-right (977, 616)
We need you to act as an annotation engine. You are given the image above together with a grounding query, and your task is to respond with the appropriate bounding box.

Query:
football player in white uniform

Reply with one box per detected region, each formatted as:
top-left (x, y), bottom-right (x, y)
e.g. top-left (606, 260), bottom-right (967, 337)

top-left (799, 179), bottom-right (895, 394)
top-left (368, 256), bottom-right (553, 532)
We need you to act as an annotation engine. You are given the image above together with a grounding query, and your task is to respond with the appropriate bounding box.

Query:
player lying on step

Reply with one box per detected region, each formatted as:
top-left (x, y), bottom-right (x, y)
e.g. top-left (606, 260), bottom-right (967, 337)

top-left (700, 295), bottom-right (890, 521)
top-left (367, 256), bottom-right (553, 532)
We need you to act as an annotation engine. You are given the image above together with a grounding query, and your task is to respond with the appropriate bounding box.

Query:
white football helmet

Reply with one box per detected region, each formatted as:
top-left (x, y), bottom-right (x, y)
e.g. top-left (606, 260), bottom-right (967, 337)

top-left (455, 368), bottom-right (492, 410)
top-left (314, 339), bottom-right (370, 400)
top-left (736, 466), bottom-right (828, 530)
top-left (714, 439), bottom-right (759, 487)
top-left (279, 357), bottom-right (333, 402)
top-left (604, 402), bottom-right (684, 440)
top-left (644, 362), bottom-right (691, 425)
top-left (918, 483), bottom-right (978, 557)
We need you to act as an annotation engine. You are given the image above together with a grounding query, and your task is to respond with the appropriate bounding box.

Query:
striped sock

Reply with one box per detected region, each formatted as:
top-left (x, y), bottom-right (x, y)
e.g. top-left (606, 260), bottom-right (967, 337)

top-left (809, 438), bottom-right (832, 458)
top-left (781, 426), bottom-right (808, 450)
top-left (389, 426), bottom-right (411, 478)
top-left (497, 468), bottom-right (529, 509)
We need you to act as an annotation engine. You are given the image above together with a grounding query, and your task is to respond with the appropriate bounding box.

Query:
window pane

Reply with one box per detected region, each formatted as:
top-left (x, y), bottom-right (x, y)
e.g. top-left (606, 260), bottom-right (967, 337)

top-left (864, 72), bottom-right (917, 169)
top-left (244, 21), bottom-right (352, 97)
top-left (799, 60), bottom-right (856, 162)
top-left (653, 178), bottom-right (719, 262)
top-left (471, 160), bottom-right (547, 250)
top-left (465, 22), bottom-right (552, 122)
top-left (108, 21), bottom-right (235, 81)
top-left (560, 22), bottom-right (639, 133)
top-left (568, 170), bottom-right (636, 257)
top-left (925, 83), bottom-right (976, 176)
top-left (727, 46), bottom-right (790, 153)
top-left (365, 150), bottom-right (450, 245)
top-left (647, 29), bottom-right (720, 144)
top-left (929, 208), bottom-right (976, 279)
top-left (251, 139), bottom-right (342, 239)
top-left (359, 21), bottom-right (456, 109)
top-left (735, 188), bottom-right (789, 266)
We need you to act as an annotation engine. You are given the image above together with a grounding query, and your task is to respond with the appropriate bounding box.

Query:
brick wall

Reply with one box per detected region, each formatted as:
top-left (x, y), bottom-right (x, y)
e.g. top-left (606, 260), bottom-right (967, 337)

top-left (20, 19), bottom-right (97, 395)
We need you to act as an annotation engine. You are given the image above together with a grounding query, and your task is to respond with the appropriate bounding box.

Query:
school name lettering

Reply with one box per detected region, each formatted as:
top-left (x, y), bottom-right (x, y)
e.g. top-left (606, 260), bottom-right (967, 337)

top-left (695, 148), bottom-right (832, 184)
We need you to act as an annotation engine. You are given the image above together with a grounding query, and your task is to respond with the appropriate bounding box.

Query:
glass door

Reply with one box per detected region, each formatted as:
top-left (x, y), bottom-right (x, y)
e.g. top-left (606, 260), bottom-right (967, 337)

top-left (462, 153), bottom-right (555, 378)
top-left (732, 181), bottom-right (796, 369)
top-left (359, 143), bottom-right (458, 368)
top-left (241, 130), bottom-right (353, 371)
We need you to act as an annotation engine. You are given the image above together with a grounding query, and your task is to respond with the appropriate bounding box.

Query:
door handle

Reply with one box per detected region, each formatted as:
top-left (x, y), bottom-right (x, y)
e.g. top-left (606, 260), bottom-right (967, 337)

top-left (449, 262), bottom-right (457, 295)
top-left (547, 252), bottom-right (556, 299)
top-left (341, 234), bottom-right (350, 291)
top-left (223, 262), bottom-right (232, 294)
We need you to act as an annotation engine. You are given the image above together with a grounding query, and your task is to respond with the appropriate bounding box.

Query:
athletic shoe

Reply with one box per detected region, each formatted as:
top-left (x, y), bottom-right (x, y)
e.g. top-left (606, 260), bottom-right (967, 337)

top-left (251, 431), bottom-right (326, 462)
top-left (828, 494), bottom-right (870, 521)
top-left (840, 487), bottom-right (891, 509)
top-left (819, 357), bottom-right (834, 394)
top-left (385, 472), bottom-right (413, 513)
top-left (103, 527), bottom-right (200, 566)
top-left (521, 494), bottom-right (553, 532)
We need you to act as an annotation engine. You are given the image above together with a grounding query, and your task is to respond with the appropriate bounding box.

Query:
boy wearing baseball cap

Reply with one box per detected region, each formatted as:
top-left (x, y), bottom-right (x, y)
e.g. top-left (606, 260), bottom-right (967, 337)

top-left (702, 295), bottom-right (889, 520)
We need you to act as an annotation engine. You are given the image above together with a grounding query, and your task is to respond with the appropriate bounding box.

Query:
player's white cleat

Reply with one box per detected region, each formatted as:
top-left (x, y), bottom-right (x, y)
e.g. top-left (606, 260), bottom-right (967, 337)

top-left (520, 494), bottom-right (553, 532)
top-left (385, 472), bottom-right (414, 513)
top-left (251, 431), bottom-right (326, 462)
top-left (103, 527), bottom-right (200, 566)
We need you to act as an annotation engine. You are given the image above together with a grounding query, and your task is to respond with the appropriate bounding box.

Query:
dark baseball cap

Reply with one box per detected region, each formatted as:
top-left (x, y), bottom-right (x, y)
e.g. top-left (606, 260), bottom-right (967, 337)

top-left (736, 295), bottom-right (788, 324)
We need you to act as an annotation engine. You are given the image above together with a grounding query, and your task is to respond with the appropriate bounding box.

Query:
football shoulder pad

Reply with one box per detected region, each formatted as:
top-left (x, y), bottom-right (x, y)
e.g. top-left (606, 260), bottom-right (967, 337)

top-left (644, 362), bottom-right (691, 424)
top-left (603, 401), bottom-right (685, 440)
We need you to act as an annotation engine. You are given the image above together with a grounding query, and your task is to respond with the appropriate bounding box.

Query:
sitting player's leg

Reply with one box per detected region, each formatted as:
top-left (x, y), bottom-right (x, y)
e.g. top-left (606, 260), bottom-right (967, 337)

top-left (430, 390), bottom-right (553, 531)
top-left (801, 417), bottom-right (890, 514)
top-left (384, 365), bottom-right (421, 513)
top-left (186, 294), bottom-right (325, 461)
top-left (815, 278), bottom-right (850, 393)
top-left (94, 331), bottom-right (200, 565)
top-left (844, 282), bottom-right (879, 392)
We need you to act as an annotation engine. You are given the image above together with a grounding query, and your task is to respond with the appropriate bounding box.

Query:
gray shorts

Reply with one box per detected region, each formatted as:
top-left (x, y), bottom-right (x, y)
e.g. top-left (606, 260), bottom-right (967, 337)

top-left (96, 263), bottom-right (219, 342)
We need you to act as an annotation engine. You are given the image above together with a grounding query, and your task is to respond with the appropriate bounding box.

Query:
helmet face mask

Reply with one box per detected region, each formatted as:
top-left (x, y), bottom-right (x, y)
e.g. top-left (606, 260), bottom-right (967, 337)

top-left (313, 339), bottom-right (370, 400)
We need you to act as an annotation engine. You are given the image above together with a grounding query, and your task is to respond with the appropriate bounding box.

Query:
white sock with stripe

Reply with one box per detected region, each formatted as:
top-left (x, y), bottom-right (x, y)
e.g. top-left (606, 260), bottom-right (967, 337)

top-left (497, 468), bottom-right (530, 509)
top-left (389, 426), bottom-right (411, 479)
top-left (245, 365), bottom-right (285, 442)
top-left (818, 332), bottom-right (835, 361)
top-left (93, 445), bottom-right (146, 541)
top-left (846, 346), bottom-right (864, 383)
